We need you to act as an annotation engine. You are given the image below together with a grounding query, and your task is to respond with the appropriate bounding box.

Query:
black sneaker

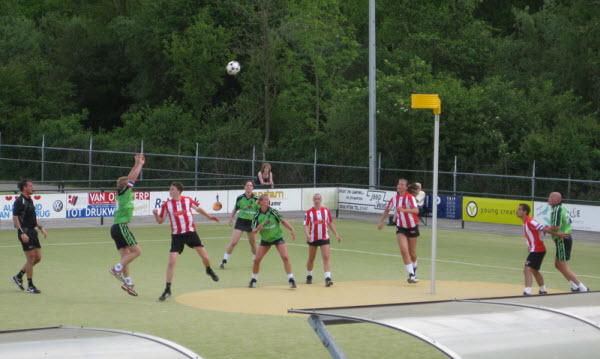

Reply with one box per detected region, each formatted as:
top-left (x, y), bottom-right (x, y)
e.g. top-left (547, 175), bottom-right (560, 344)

top-left (26, 286), bottom-right (41, 294)
top-left (413, 266), bottom-right (417, 275)
top-left (539, 290), bottom-right (547, 295)
top-left (325, 277), bottom-right (334, 287)
top-left (523, 291), bottom-right (531, 296)
top-left (248, 278), bottom-right (257, 288)
top-left (289, 278), bottom-right (297, 288)
top-left (571, 287), bottom-right (581, 293)
top-left (219, 260), bottom-right (226, 269)
top-left (159, 289), bottom-right (171, 301)
top-left (12, 276), bottom-right (24, 291)
top-left (206, 268), bottom-right (219, 282)
top-left (407, 275), bottom-right (419, 284)
top-left (306, 275), bottom-right (312, 284)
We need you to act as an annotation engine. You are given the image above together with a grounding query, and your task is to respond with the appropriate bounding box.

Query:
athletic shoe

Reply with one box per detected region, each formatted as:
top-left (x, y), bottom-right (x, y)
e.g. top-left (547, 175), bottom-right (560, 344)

top-left (306, 275), bottom-right (312, 284)
top-left (523, 292), bottom-right (531, 296)
top-left (12, 276), bottom-right (24, 291)
top-left (325, 277), bottom-right (334, 287)
top-left (121, 283), bottom-right (138, 296)
top-left (539, 290), bottom-right (547, 295)
top-left (407, 275), bottom-right (419, 284)
top-left (26, 286), bottom-right (41, 294)
top-left (219, 260), bottom-right (226, 269)
top-left (572, 287), bottom-right (590, 293)
top-left (109, 267), bottom-right (124, 282)
top-left (159, 289), bottom-right (171, 301)
top-left (248, 278), bottom-right (257, 288)
top-left (289, 278), bottom-right (297, 288)
top-left (206, 268), bottom-right (219, 282)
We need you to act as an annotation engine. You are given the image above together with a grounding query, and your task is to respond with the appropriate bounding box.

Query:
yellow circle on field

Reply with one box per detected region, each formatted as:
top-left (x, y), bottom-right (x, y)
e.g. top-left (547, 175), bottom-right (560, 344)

top-left (176, 280), bottom-right (566, 316)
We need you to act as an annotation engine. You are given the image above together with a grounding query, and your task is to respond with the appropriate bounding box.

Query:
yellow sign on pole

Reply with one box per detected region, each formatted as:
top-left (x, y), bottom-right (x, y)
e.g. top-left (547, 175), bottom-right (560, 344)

top-left (411, 94), bottom-right (441, 114)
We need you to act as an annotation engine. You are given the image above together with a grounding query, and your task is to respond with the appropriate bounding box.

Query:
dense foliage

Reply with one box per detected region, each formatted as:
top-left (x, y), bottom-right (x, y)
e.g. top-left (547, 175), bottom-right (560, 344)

top-left (1, 0), bottom-right (599, 194)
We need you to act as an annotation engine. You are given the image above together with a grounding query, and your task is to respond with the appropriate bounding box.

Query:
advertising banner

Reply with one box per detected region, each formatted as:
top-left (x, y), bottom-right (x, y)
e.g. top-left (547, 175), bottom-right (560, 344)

top-left (423, 195), bottom-right (462, 220)
top-left (534, 201), bottom-right (600, 232)
top-left (338, 187), bottom-right (396, 213)
top-left (301, 187), bottom-right (338, 211)
top-left (66, 191), bottom-right (151, 218)
top-left (1, 194), bottom-right (67, 220)
top-left (463, 197), bottom-right (527, 225)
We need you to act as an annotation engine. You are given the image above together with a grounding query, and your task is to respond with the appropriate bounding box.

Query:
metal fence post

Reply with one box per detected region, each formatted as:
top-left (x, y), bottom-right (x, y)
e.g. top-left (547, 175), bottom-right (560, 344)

top-left (252, 146), bottom-right (256, 178)
top-left (140, 139), bottom-right (144, 181)
top-left (89, 136), bottom-right (93, 188)
top-left (41, 135), bottom-right (45, 182)
top-left (531, 160), bottom-right (535, 201)
top-left (0, 132), bottom-right (2, 178)
top-left (195, 143), bottom-right (199, 189)
top-left (453, 156), bottom-right (457, 196)
top-left (314, 148), bottom-right (317, 187)
top-left (378, 152), bottom-right (381, 187)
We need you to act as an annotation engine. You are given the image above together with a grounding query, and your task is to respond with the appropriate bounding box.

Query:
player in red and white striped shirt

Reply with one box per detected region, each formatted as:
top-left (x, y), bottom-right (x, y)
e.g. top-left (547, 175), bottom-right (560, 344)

top-left (517, 203), bottom-right (549, 296)
top-left (378, 179), bottom-right (420, 284)
top-left (152, 182), bottom-right (220, 301)
top-left (303, 193), bottom-right (341, 287)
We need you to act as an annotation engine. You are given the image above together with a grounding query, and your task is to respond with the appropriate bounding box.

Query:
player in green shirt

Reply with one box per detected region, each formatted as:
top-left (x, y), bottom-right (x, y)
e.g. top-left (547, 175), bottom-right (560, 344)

top-left (248, 194), bottom-right (297, 288)
top-left (108, 153), bottom-right (145, 296)
top-left (220, 180), bottom-right (260, 269)
top-left (546, 192), bottom-right (589, 292)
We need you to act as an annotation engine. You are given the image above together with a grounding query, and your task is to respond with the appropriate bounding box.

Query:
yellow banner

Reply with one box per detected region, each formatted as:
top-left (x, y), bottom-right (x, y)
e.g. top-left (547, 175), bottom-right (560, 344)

top-left (463, 197), bottom-right (531, 225)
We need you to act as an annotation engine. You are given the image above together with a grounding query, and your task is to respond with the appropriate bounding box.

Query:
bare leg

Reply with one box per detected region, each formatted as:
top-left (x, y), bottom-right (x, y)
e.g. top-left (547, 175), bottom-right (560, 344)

top-left (275, 244), bottom-right (293, 275)
top-left (166, 252), bottom-right (179, 283)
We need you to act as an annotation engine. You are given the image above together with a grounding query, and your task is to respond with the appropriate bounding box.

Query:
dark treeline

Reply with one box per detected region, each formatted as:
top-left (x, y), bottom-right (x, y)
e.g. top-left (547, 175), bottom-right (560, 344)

top-left (1, 0), bottom-right (599, 196)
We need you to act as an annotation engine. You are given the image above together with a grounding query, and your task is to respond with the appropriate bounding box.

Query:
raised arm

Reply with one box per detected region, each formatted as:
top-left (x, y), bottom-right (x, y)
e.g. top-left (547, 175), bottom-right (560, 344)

top-left (128, 153), bottom-right (145, 183)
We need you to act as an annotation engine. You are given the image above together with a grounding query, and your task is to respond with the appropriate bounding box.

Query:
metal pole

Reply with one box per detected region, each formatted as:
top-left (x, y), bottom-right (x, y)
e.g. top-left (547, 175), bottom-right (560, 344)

top-left (0, 132), bottom-right (2, 178)
top-left (140, 140), bottom-right (144, 181)
top-left (313, 148), bottom-right (317, 188)
top-left (89, 136), bottom-right (93, 187)
top-left (252, 146), bottom-right (256, 178)
top-left (368, 0), bottom-right (377, 189)
top-left (531, 160), bottom-right (536, 202)
top-left (195, 143), bottom-right (199, 188)
top-left (453, 156), bottom-right (457, 196)
top-left (378, 152), bottom-right (381, 187)
top-left (431, 114), bottom-right (440, 294)
top-left (41, 135), bottom-right (45, 182)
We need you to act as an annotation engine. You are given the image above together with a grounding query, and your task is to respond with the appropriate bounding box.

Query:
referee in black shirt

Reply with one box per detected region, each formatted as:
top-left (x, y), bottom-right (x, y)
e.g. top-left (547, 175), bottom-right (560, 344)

top-left (12, 179), bottom-right (47, 294)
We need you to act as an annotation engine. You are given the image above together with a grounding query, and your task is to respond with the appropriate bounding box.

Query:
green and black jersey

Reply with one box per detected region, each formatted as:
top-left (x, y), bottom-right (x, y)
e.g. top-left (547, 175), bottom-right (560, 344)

top-left (235, 193), bottom-right (260, 220)
top-left (114, 184), bottom-right (134, 224)
top-left (550, 203), bottom-right (572, 240)
top-left (252, 207), bottom-right (284, 242)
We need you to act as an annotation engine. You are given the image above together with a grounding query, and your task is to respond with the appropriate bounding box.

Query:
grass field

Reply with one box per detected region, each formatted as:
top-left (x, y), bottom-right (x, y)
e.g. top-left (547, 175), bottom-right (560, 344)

top-left (1, 219), bottom-right (599, 358)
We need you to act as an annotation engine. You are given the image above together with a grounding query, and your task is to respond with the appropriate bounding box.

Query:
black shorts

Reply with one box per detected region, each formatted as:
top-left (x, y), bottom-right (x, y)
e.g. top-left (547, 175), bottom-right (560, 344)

top-left (234, 218), bottom-right (253, 232)
top-left (554, 235), bottom-right (573, 262)
top-left (308, 239), bottom-right (330, 247)
top-left (111, 223), bottom-right (137, 249)
top-left (170, 231), bottom-right (203, 254)
top-left (260, 238), bottom-right (285, 246)
top-left (18, 228), bottom-right (41, 251)
top-left (396, 226), bottom-right (420, 238)
top-left (525, 251), bottom-right (546, 271)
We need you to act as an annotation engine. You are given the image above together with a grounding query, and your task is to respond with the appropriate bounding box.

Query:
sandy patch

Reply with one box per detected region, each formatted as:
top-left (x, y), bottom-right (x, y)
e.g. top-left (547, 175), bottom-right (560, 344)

top-left (176, 280), bottom-right (566, 316)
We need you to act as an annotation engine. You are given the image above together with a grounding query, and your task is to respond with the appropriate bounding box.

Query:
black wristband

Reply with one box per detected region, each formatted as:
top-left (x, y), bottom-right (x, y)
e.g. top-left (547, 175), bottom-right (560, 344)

top-left (19, 228), bottom-right (25, 234)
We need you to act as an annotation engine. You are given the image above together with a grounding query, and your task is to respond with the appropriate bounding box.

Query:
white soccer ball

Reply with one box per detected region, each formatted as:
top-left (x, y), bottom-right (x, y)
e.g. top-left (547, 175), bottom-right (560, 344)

top-left (226, 60), bottom-right (241, 75)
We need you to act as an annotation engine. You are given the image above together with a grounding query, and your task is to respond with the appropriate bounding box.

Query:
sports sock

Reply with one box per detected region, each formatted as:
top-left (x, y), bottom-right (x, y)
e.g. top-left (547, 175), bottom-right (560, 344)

top-left (166, 282), bottom-right (171, 290)
top-left (406, 264), bottom-right (415, 275)
top-left (224, 253), bottom-right (230, 261)
top-left (115, 263), bottom-right (123, 271)
top-left (578, 282), bottom-right (588, 291)
top-left (253, 254), bottom-right (256, 260)
top-left (413, 261), bottom-right (418, 270)
top-left (252, 273), bottom-right (258, 280)
top-left (16, 270), bottom-right (25, 279)
top-left (569, 281), bottom-right (579, 290)
top-left (27, 278), bottom-right (33, 287)
top-left (125, 277), bottom-right (132, 285)
top-left (539, 285), bottom-right (546, 292)
top-left (287, 273), bottom-right (294, 280)
top-left (325, 272), bottom-right (331, 279)
top-left (307, 270), bottom-right (313, 276)
top-left (524, 287), bottom-right (532, 294)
